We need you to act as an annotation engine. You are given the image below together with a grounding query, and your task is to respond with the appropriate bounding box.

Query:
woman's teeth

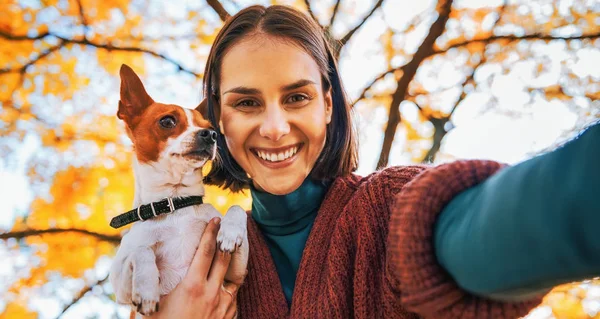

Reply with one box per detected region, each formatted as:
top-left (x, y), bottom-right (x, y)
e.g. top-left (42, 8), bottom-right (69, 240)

top-left (257, 146), bottom-right (298, 162)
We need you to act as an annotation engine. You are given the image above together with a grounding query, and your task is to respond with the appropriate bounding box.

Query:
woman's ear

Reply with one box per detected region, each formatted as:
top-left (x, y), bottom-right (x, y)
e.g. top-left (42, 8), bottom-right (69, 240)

top-left (218, 119), bottom-right (225, 135)
top-left (324, 89), bottom-right (333, 124)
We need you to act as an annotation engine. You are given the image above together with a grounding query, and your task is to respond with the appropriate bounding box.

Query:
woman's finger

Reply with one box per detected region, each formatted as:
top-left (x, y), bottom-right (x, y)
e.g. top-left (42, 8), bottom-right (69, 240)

top-left (207, 248), bottom-right (232, 291)
top-left (222, 282), bottom-right (240, 319)
top-left (187, 217), bottom-right (221, 282)
top-left (224, 300), bottom-right (238, 319)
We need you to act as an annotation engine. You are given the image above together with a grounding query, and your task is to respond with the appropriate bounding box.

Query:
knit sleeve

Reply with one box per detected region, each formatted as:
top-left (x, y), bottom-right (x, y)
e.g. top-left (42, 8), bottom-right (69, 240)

top-left (386, 160), bottom-right (542, 318)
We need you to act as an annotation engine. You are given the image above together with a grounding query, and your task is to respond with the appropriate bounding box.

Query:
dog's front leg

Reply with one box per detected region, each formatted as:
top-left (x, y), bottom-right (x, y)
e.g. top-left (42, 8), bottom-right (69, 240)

top-left (217, 205), bottom-right (249, 285)
top-left (129, 246), bottom-right (161, 315)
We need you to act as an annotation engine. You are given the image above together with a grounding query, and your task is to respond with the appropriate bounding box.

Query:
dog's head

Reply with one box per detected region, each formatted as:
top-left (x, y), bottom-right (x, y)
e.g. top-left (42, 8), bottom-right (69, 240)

top-left (117, 64), bottom-right (216, 171)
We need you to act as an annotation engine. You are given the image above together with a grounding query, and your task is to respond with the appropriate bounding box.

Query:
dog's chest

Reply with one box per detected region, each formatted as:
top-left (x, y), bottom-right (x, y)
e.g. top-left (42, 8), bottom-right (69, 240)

top-left (154, 206), bottom-right (209, 266)
top-left (149, 205), bottom-right (220, 294)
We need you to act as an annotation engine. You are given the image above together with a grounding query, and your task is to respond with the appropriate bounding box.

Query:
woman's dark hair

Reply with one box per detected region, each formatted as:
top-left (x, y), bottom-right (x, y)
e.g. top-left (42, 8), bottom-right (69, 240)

top-left (201, 5), bottom-right (358, 192)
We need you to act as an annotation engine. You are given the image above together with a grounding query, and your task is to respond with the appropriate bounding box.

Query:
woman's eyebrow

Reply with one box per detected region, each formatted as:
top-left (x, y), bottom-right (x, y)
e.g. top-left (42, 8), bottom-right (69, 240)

top-left (222, 87), bottom-right (261, 95)
top-left (222, 79), bottom-right (316, 95)
top-left (280, 79), bottom-right (316, 91)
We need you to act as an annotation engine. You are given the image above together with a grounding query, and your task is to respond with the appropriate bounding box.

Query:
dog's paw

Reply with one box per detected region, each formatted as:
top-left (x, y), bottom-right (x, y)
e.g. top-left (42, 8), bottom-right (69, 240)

top-left (217, 206), bottom-right (247, 253)
top-left (132, 290), bottom-right (160, 316)
top-left (110, 258), bottom-right (134, 305)
top-left (217, 225), bottom-right (244, 254)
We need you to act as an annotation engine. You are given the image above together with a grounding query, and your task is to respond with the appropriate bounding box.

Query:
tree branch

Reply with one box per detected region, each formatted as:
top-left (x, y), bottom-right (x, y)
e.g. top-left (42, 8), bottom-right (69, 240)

top-left (421, 116), bottom-right (449, 163)
top-left (437, 32), bottom-right (600, 54)
top-left (56, 274), bottom-right (110, 318)
top-left (0, 101), bottom-right (50, 128)
top-left (6, 68), bottom-right (26, 96)
top-left (329, 0), bottom-right (342, 27)
top-left (447, 44), bottom-right (494, 117)
top-left (0, 41), bottom-right (66, 74)
top-left (0, 31), bottom-right (200, 77)
top-left (206, 0), bottom-right (230, 22)
top-left (119, 33), bottom-right (200, 42)
top-left (448, 2), bottom-right (508, 117)
top-left (0, 228), bottom-right (122, 244)
top-left (0, 31), bottom-right (51, 41)
top-left (303, 0), bottom-right (320, 26)
top-left (75, 0), bottom-right (89, 39)
top-left (338, 0), bottom-right (384, 51)
top-left (421, 1), bottom-right (507, 164)
top-left (352, 12), bottom-right (429, 105)
top-left (376, 0), bottom-right (453, 169)
top-left (65, 37), bottom-right (200, 76)
top-left (354, 32), bottom-right (600, 107)
top-left (353, 68), bottom-right (397, 105)
top-left (418, 41), bottom-right (486, 164)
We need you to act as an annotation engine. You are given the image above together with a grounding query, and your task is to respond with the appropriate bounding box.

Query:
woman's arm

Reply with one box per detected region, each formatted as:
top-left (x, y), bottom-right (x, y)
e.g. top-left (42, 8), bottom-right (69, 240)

top-left (386, 123), bottom-right (599, 318)
top-left (435, 122), bottom-right (600, 300)
top-left (387, 162), bottom-right (540, 318)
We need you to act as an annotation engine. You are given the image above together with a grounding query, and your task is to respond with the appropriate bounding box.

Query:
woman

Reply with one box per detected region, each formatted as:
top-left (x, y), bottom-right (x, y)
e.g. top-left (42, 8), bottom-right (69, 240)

top-left (147, 4), bottom-right (600, 319)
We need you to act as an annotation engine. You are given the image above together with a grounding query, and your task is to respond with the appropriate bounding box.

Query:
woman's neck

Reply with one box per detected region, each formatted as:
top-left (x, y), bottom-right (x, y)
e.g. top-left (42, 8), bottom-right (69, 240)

top-left (250, 178), bottom-right (329, 235)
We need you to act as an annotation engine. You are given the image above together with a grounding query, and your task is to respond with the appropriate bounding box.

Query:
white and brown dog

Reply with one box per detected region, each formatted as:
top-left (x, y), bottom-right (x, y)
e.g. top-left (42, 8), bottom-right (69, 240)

top-left (109, 64), bottom-right (248, 316)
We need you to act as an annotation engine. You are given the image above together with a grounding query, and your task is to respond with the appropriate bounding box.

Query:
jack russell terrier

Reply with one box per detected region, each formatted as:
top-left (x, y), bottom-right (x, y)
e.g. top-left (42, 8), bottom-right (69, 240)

top-left (108, 64), bottom-right (248, 316)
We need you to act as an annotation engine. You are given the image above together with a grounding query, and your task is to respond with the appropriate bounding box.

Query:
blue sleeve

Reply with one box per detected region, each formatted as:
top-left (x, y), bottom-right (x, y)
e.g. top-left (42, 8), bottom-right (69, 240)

top-left (434, 122), bottom-right (600, 301)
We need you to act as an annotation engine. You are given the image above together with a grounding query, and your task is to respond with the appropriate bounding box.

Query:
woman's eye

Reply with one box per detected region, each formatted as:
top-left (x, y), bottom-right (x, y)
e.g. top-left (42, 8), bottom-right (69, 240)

top-left (236, 100), bottom-right (258, 107)
top-left (288, 94), bottom-right (307, 103)
top-left (159, 116), bottom-right (177, 128)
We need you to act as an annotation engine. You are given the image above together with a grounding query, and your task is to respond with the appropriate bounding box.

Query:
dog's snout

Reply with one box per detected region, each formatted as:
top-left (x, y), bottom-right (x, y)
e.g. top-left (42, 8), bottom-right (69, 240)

top-left (197, 129), bottom-right (217, 144)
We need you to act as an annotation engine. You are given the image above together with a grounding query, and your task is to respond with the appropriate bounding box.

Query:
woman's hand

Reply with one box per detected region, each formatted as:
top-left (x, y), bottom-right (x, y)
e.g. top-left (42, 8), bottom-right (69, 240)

top-left (146, 217), bottom-right (240, 319)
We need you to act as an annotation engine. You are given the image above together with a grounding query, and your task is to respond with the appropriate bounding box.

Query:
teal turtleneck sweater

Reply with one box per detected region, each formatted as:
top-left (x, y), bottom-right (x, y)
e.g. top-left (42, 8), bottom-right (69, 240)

top-left (250, 178), bottom-right (329, 305)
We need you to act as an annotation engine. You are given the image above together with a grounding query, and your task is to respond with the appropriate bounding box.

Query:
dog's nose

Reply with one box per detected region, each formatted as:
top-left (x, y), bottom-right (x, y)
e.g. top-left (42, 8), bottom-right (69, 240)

top-left (197, 129), bottom-right (217, 143)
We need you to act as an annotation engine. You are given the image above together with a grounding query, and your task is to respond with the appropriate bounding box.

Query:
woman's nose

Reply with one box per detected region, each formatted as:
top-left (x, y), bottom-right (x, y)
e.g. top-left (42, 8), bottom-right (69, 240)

top-left (259, 106), bottom-right (290, 142)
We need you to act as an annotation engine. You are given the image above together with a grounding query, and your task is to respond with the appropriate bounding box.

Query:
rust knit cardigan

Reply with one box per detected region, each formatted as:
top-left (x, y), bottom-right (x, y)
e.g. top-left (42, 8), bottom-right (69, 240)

top-left (236, 160), bottom-right (543, 318)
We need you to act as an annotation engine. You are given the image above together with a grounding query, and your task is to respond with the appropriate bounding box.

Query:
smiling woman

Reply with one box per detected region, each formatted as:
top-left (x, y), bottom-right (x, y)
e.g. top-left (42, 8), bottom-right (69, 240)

top-left (201, 5), bottom-right (357, 195)
top-left (143, 4), bottom-right (600, 319)
top-left (219, 39), bottom-right (333, 195)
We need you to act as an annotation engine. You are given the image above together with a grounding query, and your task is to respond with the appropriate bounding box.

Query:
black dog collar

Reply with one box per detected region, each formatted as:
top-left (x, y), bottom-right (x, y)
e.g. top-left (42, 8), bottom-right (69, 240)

top-left (110, 196), bottom-right (204, 228)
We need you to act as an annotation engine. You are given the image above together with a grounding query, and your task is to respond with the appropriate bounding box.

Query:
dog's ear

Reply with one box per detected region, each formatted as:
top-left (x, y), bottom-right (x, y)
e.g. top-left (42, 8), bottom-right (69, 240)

top-left (195, 98), bottom-right (209, 119)
top-left (195, 97), bottom-right (220, 124)
top-left (117, 64), bottom-right (154, 123)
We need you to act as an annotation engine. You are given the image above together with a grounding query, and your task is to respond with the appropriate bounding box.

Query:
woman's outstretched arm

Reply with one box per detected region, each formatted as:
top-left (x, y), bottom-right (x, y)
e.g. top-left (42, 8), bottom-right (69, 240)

top-left (386, 122), bottom-right (599, 318)
top-left (435, 122), bottom-right (600, 300)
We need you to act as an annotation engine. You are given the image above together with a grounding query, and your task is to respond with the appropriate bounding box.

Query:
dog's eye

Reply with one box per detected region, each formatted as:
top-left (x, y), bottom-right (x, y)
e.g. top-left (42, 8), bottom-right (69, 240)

top-left (159, 116), bottom-right (177, 129)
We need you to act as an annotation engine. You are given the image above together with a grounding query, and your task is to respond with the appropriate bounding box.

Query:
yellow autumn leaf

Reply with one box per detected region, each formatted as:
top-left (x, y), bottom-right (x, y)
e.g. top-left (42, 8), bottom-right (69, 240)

top-left (0, 302), bottom-right (38, 319)
top-left (97, 49), bottom-right (146, 78)
top-left (545, 291), bottom-right (588, 319)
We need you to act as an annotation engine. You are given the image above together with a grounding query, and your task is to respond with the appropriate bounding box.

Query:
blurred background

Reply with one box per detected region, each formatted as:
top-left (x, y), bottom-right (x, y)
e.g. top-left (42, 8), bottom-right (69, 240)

top-left (0, 0), bottom-right (599, 318)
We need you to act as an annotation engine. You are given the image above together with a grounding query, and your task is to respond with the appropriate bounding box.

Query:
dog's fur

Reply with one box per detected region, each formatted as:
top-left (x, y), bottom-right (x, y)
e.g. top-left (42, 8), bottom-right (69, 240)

top-left (109, 65), bottom-right (248, 316)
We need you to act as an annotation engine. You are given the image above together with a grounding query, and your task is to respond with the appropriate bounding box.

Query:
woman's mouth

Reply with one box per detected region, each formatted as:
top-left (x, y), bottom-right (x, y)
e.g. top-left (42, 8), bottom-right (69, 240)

top-left (251, 143), bottom-right (303, 168)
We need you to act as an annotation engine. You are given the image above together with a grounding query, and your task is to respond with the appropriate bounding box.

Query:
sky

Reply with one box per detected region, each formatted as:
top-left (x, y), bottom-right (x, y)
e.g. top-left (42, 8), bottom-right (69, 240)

top-left (0, 0), bottom-right (599, 318)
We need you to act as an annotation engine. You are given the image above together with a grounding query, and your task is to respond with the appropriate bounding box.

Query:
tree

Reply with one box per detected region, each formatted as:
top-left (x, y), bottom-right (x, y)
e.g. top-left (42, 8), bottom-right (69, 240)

top-left (0, 0), bottom-right (598, 317)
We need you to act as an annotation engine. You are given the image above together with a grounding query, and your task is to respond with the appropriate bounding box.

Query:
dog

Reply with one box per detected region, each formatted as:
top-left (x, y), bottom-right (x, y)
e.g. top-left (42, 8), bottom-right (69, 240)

top-left (108, 64), bottom-right (248, 316)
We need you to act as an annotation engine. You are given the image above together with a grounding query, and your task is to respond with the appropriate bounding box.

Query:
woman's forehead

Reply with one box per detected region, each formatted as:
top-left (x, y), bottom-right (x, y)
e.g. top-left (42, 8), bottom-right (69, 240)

top-left (220, 36), bottom-right (322, 92)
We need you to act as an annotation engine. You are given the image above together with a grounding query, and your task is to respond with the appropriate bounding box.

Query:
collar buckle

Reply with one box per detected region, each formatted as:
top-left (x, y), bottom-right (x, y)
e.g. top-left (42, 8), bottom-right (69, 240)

top-left (150, 201), bottom-right (158, 217)
top-left (166, 197), bottom-right (175, 213)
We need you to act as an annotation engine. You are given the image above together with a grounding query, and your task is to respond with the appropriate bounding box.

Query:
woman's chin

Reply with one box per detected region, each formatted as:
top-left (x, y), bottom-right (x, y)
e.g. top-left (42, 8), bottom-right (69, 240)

top-left (253, 177), bottom-right (305, 195)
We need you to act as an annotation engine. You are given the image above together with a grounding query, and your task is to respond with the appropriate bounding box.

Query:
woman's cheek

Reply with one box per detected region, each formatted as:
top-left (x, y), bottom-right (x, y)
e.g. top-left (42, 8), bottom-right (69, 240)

top-left (224, 131), bottom-right (245, 161)
top-left (221, 115), bottom-right (238, 154)
top-left (222, 113), bottom-right (254, 172)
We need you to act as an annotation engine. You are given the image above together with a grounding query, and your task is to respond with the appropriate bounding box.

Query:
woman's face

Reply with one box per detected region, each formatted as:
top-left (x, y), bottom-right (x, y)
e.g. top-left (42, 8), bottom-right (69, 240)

top-left (219, 36), bottom-right (332, 195)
